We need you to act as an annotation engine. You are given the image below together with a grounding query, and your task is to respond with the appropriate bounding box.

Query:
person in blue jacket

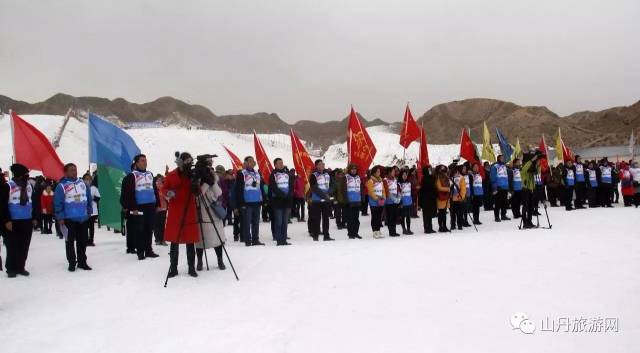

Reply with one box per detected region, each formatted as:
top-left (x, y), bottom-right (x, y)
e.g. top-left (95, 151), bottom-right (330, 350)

top-left (490, 155), bottom-right (511, 222)
top-left (470, 163), bottom-right (484, 225)
top-left (562, 160), bottom-right (576, 211)
top-left (54, 163), bottom-right (94, 272)
top-left (509, 158), bottom-right (523, 219)
top-left (0, 164), bottom-right (35, 278)
top-left (233, 156), bottom-right (265, 247)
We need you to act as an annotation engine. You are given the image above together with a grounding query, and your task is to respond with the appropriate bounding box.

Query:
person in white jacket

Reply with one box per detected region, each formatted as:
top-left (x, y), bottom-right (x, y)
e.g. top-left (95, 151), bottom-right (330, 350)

top-left (630, 161), bottom-right (640, 207)
top-left (195, 165), bottom-right (227, 272)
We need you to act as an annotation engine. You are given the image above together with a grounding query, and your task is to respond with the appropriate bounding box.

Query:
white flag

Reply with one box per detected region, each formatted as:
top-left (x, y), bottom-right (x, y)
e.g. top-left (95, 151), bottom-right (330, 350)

top-left (630, 130), bottom-right (636, 158)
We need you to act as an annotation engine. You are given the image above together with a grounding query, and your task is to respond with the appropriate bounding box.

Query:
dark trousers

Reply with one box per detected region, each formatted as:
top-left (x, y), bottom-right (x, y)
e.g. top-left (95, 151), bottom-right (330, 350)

top-left (169, 242), bottom-right (195, 269)
top-left (472, 195), bottom-right (483, 223)
top-left (334, 203), bottom-right (345, 228)
top-left (134, 204), bottom-right (156, 257)
top-left (437, 209), bottom-right (448, 230)
top-left (483, 190), bottom-right (494, 210)
top-left (126, 216), bottom-right (136, 252)
top-left (450, 201), bottom-right (464, 229)
top-left (65, 220), bottom-right (89, 266)
top-left (575, 182), bottom-right (586, 207)
top-left (587, 187), bottom-right (599, 207)
top-left (361, 197), bottom-right (369, 215)
top-left (241, 203), bottom-right (261, 244)
top-left (385, 203), bottom-right (399, 235)
top-left (422, 210), bottom-right (434, 232)
top-left (3, 219), bottom-right (33, 273)
top-left (400, 205), bottom-right (411, 232)
top-left (565, 186), bottom-right (574, 210)
top-left (88, 215), bottom-right (98, 244)
top-left (370, 206), bottom-right (383, 231)
top-left (521, 189), bottom-right (535, 225)
top-left (510, 190), bottom-right (522, 218)
top-left (293, 197), bottom-right (306, 220)
top-left (494, 189), bottom-right (508, 220)
top-left (272, 207), bottom-right (290, 244)
top-left (345, 204), bottom-right (360, 237)
top-left (154, 210), bottom-right (167, 243)
top-left (599, 184), bottom-right (612, 207)
top-left (309, 202), bottom-right (331, 237)
top-left (42, 214), bottom-right (53, 234)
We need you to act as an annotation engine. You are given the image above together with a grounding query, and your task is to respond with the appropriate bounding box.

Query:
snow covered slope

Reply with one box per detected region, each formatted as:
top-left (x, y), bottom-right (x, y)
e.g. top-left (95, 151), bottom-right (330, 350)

top-left (1, 114), bottom-right (469, 174)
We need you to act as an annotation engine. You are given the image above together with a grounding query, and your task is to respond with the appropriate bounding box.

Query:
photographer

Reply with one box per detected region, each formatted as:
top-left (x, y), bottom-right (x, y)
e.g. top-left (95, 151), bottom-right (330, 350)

top-left (194, 156), bottom-right (227, 271)
top-left (163, 152), bottom-right (200, 278)
top-left (121, 154), bottom-right (159, 260)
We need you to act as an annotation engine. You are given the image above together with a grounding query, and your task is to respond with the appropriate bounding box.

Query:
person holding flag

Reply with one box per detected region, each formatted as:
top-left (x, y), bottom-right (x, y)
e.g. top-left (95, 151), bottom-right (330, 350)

top-left (308, 159), bottom-right (335, 241)
top-left (55, 163), bottom-right (94, 272)
top-left (0, 164), bottom-right (35, 277)
top-left (121, 154), bottom-right (160, 260)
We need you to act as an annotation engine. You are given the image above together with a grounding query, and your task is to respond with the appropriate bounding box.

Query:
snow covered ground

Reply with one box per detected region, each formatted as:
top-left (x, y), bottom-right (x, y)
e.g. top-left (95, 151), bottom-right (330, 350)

top-left (1, 205), bottom-right (638, 353)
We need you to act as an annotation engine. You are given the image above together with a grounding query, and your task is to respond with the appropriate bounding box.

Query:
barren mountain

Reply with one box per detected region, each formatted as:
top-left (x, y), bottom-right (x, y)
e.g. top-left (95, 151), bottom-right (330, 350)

top-left (1, 94), bottom-right (638, 150)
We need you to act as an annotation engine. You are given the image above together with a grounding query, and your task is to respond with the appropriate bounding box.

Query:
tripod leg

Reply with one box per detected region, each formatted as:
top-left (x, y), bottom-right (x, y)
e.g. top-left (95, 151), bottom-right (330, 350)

top-left (195, 196), bottom-right (210, 271)
top-left (465, 211), bottom-right (478, 232)
top-left (201, 193), bottom-right (240, 281)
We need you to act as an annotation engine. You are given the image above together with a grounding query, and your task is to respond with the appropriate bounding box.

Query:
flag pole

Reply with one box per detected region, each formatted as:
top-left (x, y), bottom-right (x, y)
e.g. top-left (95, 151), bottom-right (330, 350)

top-left (9, 109), bottom-right (16, 176)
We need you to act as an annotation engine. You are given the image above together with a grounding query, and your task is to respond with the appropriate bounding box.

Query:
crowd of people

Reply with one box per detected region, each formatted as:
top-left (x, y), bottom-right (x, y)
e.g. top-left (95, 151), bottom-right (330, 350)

top-left (1, 149), bottom-right (639, 279)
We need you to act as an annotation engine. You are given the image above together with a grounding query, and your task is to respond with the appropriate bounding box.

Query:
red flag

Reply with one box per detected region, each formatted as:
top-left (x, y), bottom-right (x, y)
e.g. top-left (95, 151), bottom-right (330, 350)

top-left (561, 141), bottom-right (574, 162)
top-left (538, 135), bottom-right (550, 173)
top-left (11, 111), bottom-right (64, 180)
top-left (253, 131), bottom-right (273, 182)
top-left (416, 127), bottom-right (430, 181)
top-left (222, 145), bottom-right (243, 171)
top-left (347, 106), bottom-right (377, 176)
top-left (399, 104), bottom-right (421, 149)
top-left (290, 129), bottom-right (314, 185)
top-left (459, 128), bottom-right (484, 177)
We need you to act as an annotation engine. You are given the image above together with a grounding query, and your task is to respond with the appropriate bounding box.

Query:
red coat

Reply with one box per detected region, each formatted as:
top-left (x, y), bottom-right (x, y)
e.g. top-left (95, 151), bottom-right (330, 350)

top-left (161, 168), bottom-right (200, 244)
top-left (620, 169), bottom-right (635, 196)
top-left (40, 191), bottom-right (54, 215)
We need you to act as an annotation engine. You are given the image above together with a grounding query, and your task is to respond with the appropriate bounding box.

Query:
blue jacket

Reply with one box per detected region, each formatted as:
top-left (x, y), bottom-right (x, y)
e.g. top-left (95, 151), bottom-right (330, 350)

top-left (490, 163), bottom-right (509, 191)
top-left (54, 177), bottom-right (92, 222)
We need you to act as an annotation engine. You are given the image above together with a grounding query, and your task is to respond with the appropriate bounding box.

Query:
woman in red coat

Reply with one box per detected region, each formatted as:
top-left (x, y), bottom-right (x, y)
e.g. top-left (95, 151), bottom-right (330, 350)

top-left (162, 152), bottom-right (200, 278)
top-left (619, 162), bottom-right (635, 206)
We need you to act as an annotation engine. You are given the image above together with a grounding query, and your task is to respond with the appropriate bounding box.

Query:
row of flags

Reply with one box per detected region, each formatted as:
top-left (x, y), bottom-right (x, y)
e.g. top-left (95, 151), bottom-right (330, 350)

top-left (6, 108), bottom-right (638, 229)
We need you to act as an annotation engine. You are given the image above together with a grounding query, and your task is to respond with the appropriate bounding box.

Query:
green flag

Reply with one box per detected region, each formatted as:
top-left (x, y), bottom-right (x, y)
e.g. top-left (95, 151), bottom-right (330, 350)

top-left (97, 165), bottom-right (126, 231)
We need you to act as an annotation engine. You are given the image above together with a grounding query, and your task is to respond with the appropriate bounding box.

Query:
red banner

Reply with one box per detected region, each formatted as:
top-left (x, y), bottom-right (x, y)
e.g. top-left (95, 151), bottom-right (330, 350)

top-left (399, 104), bottom-right (420, 149)
top-left (253, 132), bottom-right (273, 182)
top-left (459, 128), bottom-right (484, 177)
top-left (347, 106), bottom-right (377, 176)
top-left (223, 145), bottom-right (243, 171)
top-left (290, 129), bottom-right (314, 185)
top-left (11, 111), bottom-right (64, 180)
top-left (538, 135), bottom-right (550, 173)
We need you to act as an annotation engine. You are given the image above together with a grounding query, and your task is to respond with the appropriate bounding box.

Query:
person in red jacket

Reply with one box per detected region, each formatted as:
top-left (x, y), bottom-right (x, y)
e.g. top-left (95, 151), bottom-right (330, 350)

top-left (293, 172), bottom-right (306, 222)
top-left (40, 183), bottom-right (55, 234)
top-left (619, 161), bottom-right (635, 206)
top-left (162, 152), bottom-right (200, 278)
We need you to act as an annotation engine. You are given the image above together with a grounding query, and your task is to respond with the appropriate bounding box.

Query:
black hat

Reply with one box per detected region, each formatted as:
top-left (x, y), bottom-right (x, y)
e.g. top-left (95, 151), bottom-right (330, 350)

top-left (10, 163), bottom-right (29, 178)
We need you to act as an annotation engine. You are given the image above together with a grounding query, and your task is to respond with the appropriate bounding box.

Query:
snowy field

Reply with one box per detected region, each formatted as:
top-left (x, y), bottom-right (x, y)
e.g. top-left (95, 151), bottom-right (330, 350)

top-left (1, 205), bottom-right (638, 353)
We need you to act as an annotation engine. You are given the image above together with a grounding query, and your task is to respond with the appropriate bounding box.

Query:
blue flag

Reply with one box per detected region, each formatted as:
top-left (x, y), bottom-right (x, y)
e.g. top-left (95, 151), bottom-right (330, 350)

top-left (89, 113), bottom-right (140, 171)
top-left (495, 128), bottom-right (514, 161)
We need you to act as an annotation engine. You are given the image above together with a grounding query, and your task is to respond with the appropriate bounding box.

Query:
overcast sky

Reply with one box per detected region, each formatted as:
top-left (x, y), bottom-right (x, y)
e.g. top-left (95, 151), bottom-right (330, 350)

top-left (1, 0), bottom-right (638, 122)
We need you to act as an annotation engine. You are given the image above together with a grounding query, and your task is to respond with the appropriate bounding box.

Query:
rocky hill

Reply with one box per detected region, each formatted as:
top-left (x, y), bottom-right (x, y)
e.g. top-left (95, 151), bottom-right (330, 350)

top-left (1, 93), bottom-right (638, 150)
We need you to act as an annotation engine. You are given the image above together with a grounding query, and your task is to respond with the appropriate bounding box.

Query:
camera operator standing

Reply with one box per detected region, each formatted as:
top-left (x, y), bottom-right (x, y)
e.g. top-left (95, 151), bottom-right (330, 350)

top-left (163, 152), bottom-right (200, 278)
top-left (195, 156), bottom-right (227, 271)
top-left (121, 154), bottom-right (160, 260)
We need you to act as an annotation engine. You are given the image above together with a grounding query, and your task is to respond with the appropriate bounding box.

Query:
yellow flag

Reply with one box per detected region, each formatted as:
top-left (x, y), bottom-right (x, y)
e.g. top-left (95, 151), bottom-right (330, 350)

top-left (555, 127), bottom-right (563, 165)
top-left (513, 136), bottom-right (522, 160)
top-left (481, 121), bottom-right (496, 162)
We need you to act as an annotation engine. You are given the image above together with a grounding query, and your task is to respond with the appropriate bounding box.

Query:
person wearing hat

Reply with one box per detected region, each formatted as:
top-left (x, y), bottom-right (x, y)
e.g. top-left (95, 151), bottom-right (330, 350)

top-left (0, 164), bottom-right (35, 277)
top-left (121, 154), bottom-right (160, 260)
top-left (54, 163), bottom-right (94, 272)
top-left (162, 152), bottom-right (201, 277)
